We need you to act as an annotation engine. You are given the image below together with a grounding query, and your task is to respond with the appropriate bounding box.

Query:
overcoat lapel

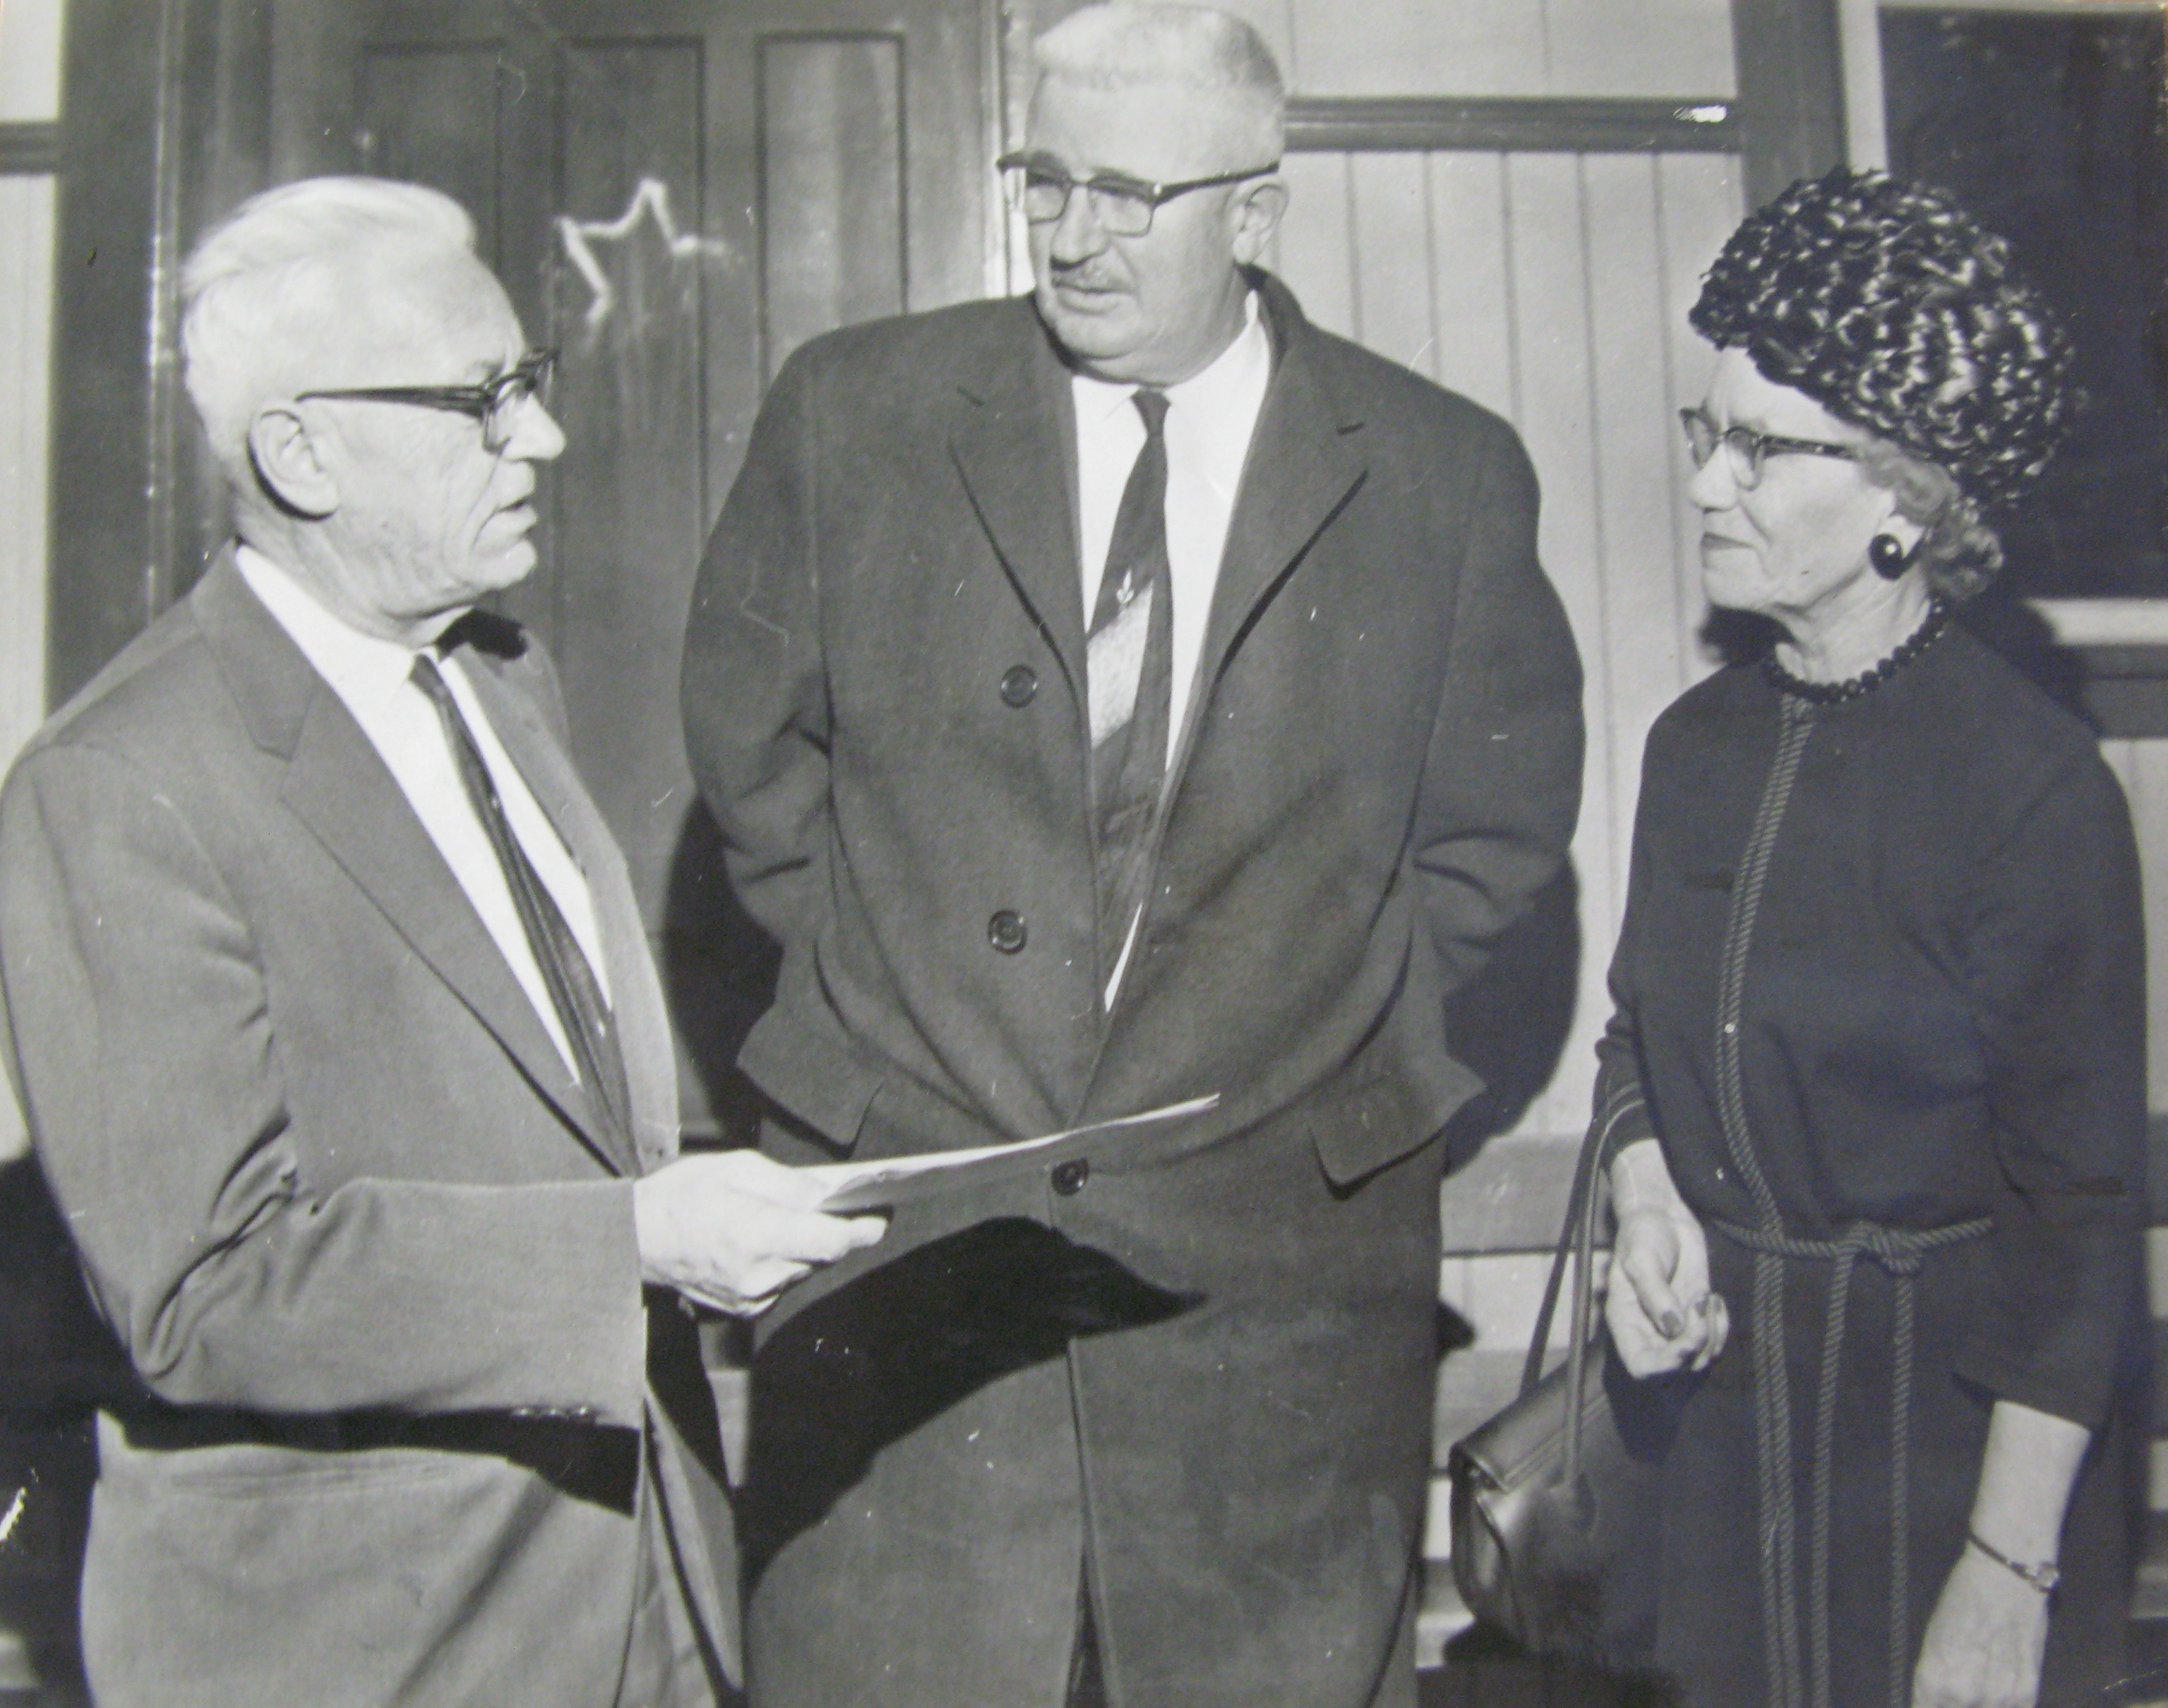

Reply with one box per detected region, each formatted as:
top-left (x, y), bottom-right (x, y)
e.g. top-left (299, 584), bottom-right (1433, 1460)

top-left (948, 314), bottom-right (1086, 697)
top-left (190, 556), bottom-right (633, 1177)
top-left (1192, 282), bottom-right (1368, 710)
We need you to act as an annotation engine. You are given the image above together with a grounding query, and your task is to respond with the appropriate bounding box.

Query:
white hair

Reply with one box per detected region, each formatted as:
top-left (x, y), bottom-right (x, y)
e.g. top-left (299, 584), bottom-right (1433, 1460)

top-left (1034, 4), bottom-right (1286, 164)
top-left (179, 176), bottom-right (477, 469)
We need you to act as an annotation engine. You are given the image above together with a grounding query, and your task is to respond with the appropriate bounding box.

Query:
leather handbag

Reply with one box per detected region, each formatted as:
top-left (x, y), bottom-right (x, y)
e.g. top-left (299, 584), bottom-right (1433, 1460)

top-left (1446, 1119), bottom-right (1655, 1658)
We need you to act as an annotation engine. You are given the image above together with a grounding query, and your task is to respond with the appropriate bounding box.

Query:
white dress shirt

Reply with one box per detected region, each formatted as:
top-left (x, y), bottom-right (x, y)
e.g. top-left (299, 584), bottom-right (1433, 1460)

top-left (236, 545), bottom-right (609, 1080)
top-left (1072, 289), bottom-right (1273, 770)
top-left (1071, 291), bottom-right (1273, 1004)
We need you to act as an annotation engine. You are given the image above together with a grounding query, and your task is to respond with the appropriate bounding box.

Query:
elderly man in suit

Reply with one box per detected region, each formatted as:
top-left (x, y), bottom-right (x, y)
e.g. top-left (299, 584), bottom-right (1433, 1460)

top-left (681, 6), bottom-right (1584, 1706)
top-left (0, 176), bottom-right (882, 1708)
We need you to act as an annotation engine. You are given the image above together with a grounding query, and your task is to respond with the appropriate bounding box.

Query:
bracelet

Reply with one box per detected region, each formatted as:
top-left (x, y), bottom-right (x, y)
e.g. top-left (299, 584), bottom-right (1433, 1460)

top-left (1965, 1529), bottom-right (2059, 1594)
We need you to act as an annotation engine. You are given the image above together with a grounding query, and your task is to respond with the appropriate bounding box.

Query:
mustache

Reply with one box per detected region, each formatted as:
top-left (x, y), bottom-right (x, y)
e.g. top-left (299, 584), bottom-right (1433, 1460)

top-left (1048, 258), bottom-right (1124, 291)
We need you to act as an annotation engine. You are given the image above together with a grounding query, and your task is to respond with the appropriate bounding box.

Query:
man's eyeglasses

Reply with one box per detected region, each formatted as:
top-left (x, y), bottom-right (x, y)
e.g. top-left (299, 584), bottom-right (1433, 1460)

top-left (996, 153), bottom-right (1279, 238)
top-left (1679, 407), bottom-right (1862, 489)
top-left (297, 349), bottom-right (558, 452)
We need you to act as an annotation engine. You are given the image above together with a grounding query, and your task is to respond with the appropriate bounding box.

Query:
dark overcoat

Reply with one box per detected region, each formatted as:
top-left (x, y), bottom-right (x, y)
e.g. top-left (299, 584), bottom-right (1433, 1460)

top-left (0, 555), bottom-right (737, 1708)
top-left (681, 274), bottom-right (1584, 1708)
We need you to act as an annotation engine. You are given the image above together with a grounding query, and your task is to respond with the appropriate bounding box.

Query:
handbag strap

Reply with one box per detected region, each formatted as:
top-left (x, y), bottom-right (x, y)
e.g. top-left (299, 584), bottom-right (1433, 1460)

top-left (1517, 1112), bottom-right (1610, 1481)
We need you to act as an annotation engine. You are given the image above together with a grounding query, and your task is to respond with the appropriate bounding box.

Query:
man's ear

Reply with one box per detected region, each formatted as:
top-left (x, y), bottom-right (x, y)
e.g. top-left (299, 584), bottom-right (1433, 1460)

top-left (247, 407), bottom-right (339, 519)
top-left (1230, 177), bottom-right (1288, 265)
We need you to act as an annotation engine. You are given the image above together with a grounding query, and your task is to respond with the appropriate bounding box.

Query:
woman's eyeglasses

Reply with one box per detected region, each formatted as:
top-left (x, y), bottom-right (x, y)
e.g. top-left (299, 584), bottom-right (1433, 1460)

top-left (1679, 407), bottom-right (1862, 488)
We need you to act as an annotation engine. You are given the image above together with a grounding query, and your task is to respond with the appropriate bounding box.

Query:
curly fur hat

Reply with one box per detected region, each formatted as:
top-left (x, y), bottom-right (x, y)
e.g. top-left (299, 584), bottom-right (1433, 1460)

top-left (1691, 167), bottom-right (2074, 507)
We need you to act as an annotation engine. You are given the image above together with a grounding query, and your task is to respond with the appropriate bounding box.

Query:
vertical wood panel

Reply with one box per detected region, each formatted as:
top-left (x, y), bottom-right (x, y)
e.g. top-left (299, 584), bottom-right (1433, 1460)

top-left (1287, 0), bottom-right (1547, 100)
top-left (555, 40), bottom-right (707, 923)
top-left (760, 34), bottom-right (905, 379)
top-left (1269, 151), bottom-right (1356, 339)
top-left (1545, 0), bottom-right (1737, 97)
top-left (2114, 741), bottom-right (2168, 1112)
top-left (1503, 153), bottom-right (1608, 1136)
top-left (1653, 152), bottom-right (1745, 677)
top-left (0, 173), bottom-right (52, 1160)
top-left (1582, 157), bottom-right (1687, 901)
top-left (1346, 152), bottom-right (1436, 381)
top-left (357, 45), bottom-right (506, 269)
top-left (1423, 154), bottom-right (1514, 420)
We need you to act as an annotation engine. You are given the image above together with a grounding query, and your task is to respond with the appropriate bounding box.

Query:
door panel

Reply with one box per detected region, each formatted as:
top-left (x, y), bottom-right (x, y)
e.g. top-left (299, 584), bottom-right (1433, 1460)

top-left (266, 0), bottom-right (1001, 1133)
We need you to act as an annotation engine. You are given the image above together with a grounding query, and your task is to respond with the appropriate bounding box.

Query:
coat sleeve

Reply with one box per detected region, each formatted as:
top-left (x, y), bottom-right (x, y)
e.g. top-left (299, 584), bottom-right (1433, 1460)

top-left (1952, 750), bottom-right (2148, 1429)
top-left (0, 742), bottom-right (649, 1421)
top-left (1411, 421), bottom-right (1584, 997)
top-left (681, 347), bottom-right (833, 954)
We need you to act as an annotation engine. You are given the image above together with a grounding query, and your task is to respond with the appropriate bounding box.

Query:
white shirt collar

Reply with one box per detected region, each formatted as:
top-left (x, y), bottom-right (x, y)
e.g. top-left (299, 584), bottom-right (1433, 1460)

top-left (234, 543), bottom-right (428, 719)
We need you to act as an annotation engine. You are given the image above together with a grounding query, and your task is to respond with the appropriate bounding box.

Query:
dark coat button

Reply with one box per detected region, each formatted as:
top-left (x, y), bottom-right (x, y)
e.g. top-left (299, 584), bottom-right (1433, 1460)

top-left (1050, 1157), bottom-right (1089, 1196)
top-left (988, 910), bottom-right (1028, 954)
top-left (1000, 665), bottom-right (1038, 707)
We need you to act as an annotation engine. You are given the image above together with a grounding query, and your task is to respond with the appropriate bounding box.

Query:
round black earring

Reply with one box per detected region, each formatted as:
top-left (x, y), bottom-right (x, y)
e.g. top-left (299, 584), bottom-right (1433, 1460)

top-left (1868, 534), bottom-right (1914, 579)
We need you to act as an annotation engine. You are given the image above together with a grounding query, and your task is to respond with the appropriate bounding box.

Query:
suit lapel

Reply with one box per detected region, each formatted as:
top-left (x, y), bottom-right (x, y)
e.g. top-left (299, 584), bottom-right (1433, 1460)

top-left (191, 557), bottom-right (634, 1177)
top-left (948, 305), bottom-right (1087, 697)
top-left (460, 654), bottom-right (680, 1164)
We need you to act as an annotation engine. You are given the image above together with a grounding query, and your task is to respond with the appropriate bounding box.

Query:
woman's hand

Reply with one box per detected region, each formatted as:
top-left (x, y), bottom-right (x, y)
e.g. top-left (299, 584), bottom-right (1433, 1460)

top-left (1912, 1400), bottom-right (2090, 1708)
top-left (1911, 1546), bottom-right (2049, 1708)
top-left (1603, 1139), bottom-right (1729, 1377)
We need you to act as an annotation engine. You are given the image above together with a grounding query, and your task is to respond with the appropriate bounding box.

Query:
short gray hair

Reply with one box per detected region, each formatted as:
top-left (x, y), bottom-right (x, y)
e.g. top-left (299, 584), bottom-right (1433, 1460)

top-left (180, 176), bottom-right (476, 467)
top-left (1034, 4), bottom-right (1285, 165)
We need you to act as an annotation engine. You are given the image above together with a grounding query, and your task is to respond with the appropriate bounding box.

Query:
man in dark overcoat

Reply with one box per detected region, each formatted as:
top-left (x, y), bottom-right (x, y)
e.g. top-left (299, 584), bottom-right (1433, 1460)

top-left (679, 6), bottom-right (1585, 1705)
top-left (0, 175), bottom-right (880, 1708)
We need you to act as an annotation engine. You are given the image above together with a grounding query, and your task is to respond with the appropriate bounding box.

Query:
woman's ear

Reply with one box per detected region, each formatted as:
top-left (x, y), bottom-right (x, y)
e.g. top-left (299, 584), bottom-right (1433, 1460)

top-left (247, 407), bottom-right (340, 519)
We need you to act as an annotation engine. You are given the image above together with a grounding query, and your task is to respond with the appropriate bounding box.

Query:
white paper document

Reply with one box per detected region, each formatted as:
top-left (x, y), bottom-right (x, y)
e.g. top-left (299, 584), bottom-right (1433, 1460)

top-left (803, 1093), bottom-right (1222, 1213)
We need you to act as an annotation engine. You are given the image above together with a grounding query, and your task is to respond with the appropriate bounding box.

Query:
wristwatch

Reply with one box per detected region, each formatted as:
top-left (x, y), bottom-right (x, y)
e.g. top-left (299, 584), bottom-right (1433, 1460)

top-left (1966, 1529), bottom-right (2060, 1594)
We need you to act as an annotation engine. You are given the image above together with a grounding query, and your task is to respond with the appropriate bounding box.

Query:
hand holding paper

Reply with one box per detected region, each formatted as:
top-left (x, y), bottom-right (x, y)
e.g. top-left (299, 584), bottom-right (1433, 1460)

top-left (634, 1149), bottom-right (886, 1316)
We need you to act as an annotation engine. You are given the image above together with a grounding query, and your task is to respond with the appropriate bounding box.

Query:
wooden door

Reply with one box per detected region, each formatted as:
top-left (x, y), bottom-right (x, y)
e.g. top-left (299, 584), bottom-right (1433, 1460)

top-left (262, 0), bottom-right (1003, 1133)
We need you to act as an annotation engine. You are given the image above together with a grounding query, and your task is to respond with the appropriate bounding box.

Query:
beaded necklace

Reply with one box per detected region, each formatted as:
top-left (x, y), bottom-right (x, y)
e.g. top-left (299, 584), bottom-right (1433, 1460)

top-left (1763, 596), bottom-right (1953, 706)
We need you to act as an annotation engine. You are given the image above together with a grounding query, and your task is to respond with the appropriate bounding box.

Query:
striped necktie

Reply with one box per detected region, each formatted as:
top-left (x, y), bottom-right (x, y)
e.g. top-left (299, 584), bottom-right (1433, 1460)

top-left (411, 652), bottom-right (633, 1146)
top-left (1085, 387), bottom-right (1173, 996)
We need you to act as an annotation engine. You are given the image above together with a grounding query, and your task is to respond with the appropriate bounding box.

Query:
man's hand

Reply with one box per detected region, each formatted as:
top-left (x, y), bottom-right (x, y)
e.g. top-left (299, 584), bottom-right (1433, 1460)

top-left (1603, 1139), bottom-right (1728, 1377)
top-left (633, 1150), bottom-right (885, 1317)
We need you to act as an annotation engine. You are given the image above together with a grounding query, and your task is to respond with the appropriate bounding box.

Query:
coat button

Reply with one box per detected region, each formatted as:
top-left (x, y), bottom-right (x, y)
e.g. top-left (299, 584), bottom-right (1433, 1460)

top-left (1000, 665), bottom-right (1038, 707)
top-left (987, 910), bottom-right (1028, 954)
top-left (1051, 1157), bottom-right (1089, 1196)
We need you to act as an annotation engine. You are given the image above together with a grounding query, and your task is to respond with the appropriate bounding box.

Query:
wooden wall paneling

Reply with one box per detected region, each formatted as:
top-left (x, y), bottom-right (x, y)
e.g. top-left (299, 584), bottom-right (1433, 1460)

top-left (1653, 151), bottom-right (1743, 678)
top-left (1267, 150), bottom-right (1357, 339)
top-left (357, 45), bottom-right (509, 272)
top-left (1286, 0), bottom-right (1547, 100)
top-left (0, 175), bottom-right (52, 770)
top-left (1346, 152), bottom-right (1437, 383)
top-left (1502, 152), bottom-right (1608, 1136)
top-left (1582, 154), bottom-right (1692, 899)
top-left (1423, 152), bottom-right (1514, 421)
top-left (1728, 0), bottom-right (1845, 209)
top-left (1545, 0), bottom-right (1737, 100)
top-left (2107, 739), bottom-right (2168, 1110)
top-left (554, 40), bottom-right (709, 921)
top-left (760, 35), bottom-right (906, 380)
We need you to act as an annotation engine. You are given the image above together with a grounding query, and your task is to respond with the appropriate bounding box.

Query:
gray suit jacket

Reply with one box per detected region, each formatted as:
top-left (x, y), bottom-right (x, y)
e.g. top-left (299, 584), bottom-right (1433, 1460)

top-left (0, 552), bottom-right (735, 1707)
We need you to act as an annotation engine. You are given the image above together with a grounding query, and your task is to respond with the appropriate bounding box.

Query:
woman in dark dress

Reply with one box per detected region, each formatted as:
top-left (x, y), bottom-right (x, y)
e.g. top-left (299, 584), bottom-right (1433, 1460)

top-left (1599, 169), bottom-right (2145, 1708)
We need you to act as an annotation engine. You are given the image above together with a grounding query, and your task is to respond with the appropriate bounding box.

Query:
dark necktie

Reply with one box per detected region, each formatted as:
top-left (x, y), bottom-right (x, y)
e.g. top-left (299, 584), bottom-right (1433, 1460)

top-left (1085, 387), bottom-right (1173, 995)
top-left (410, 653), bottom-right (633, 1143)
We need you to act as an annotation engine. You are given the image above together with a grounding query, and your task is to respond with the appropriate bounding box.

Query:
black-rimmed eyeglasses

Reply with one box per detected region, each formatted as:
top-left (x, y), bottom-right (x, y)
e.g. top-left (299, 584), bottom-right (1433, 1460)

top-left (996, 153), bottom-right (1280, 237)
top-left (297, 349), bottom-right (558, 452)
top-left (1679, 407), bottom-right (1862, 489)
